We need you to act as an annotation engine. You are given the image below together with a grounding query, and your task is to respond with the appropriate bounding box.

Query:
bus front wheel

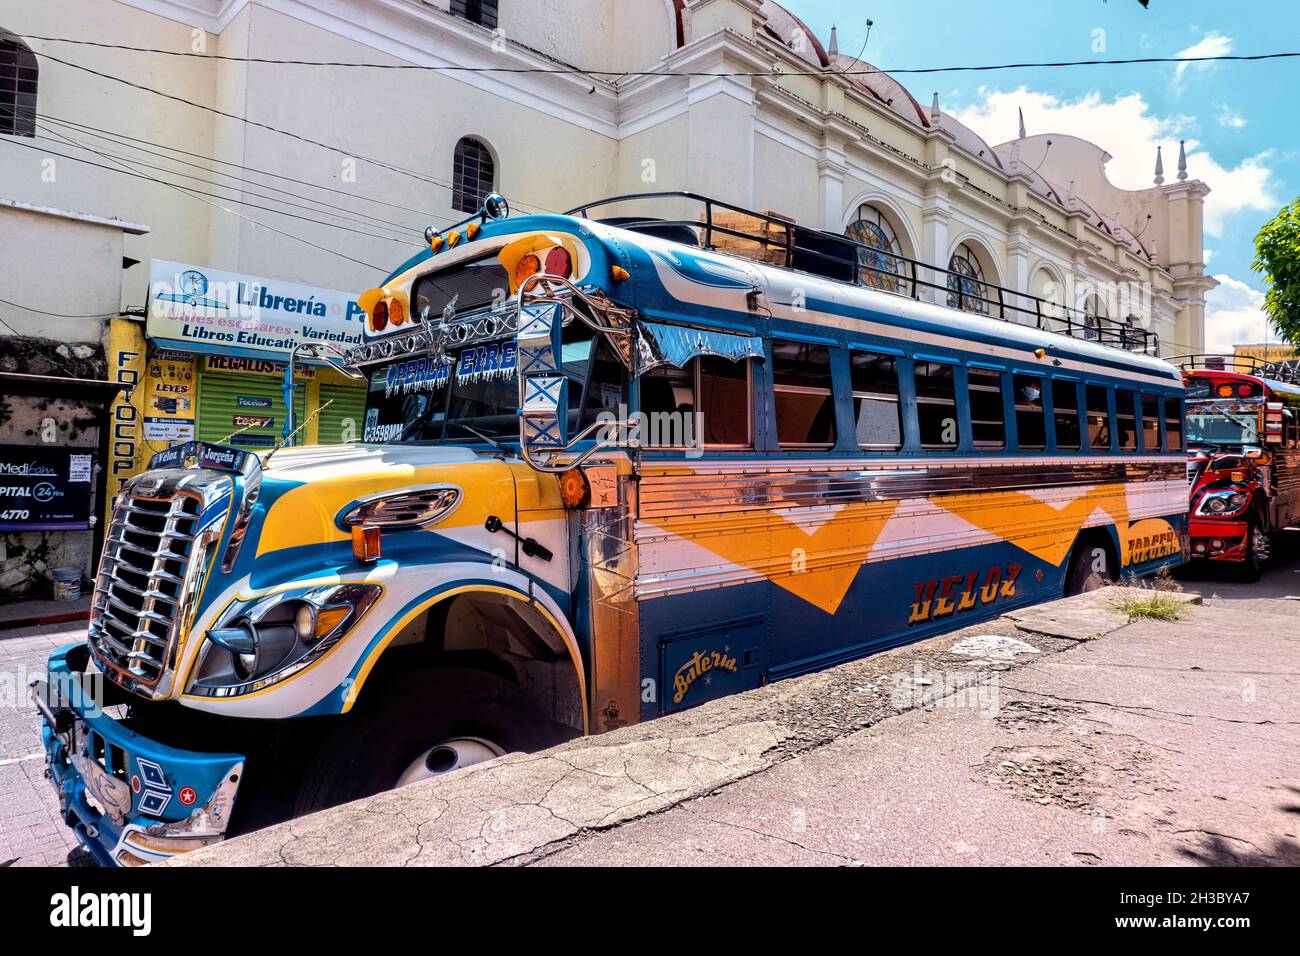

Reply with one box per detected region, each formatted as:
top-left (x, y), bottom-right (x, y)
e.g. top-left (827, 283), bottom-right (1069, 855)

top-left (293, 666), bottom-right (559, 817)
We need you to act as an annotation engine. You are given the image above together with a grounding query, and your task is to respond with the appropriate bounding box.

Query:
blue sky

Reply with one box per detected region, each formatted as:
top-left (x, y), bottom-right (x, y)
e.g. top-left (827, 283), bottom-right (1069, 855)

top-left (784, 0), bottom-right (1297, 351)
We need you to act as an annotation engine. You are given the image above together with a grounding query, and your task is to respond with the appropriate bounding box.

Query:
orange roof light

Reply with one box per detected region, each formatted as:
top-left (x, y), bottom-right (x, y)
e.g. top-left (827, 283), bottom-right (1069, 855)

top-left (1217, 384), bottom-right (1234, 398)
top-left (430, 234), bottom-right (445, 253)
top-left (467, 222), bottom-right (481, 240)
top-left (515, 253), bottom-right (541, 288)
top-left (387, 297), bottom-right (405, 326)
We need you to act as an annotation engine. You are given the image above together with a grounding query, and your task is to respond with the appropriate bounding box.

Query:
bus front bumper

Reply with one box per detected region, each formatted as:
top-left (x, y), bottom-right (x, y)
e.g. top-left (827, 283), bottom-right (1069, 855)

top-left (33, 643), bottom-right (245, 867)
top-left (1188, 518), bottom-right (1248, 562)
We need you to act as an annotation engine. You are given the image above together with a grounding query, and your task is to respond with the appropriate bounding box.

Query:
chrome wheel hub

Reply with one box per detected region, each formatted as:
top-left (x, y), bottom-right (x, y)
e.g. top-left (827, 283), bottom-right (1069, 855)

top-left (396, 737), bottom-right (504, 787)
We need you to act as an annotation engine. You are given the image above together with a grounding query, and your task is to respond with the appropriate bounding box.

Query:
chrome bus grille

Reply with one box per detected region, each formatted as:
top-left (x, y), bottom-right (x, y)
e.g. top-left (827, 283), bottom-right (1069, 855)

top-left (89, 472), bottom-right (232, 692)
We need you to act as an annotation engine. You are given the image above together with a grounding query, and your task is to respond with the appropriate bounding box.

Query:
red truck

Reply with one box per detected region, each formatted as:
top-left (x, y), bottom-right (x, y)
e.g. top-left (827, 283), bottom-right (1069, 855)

top-left (1181, 358), bottom-right (1300, 578)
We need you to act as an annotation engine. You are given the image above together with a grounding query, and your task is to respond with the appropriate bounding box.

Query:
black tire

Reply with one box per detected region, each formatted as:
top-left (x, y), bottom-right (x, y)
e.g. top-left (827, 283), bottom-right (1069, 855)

top-left (1064, 538), bottom-right (1115, 595)
top-left (293, 666), bottom-right (562, 817)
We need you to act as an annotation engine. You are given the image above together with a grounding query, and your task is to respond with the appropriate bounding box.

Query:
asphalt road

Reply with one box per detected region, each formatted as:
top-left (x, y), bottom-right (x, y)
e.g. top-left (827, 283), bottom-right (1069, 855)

top-left (2, 538), bottom-right (1297, 868)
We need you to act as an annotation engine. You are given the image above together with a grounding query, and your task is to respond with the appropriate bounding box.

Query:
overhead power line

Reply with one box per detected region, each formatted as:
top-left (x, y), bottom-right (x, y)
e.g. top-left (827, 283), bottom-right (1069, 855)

top-left (39, 112), bottom-right (451, 227)
top-left (29, 116), bottom-right (425, 242)
top-left (21, 34), bottom-right (1300, 78)
top-left (0, 296), bottom-right (122, 319)
top-left (0, 104), bottom-right (388, 272)
top-left (29, 49), bottom-right (557, 216)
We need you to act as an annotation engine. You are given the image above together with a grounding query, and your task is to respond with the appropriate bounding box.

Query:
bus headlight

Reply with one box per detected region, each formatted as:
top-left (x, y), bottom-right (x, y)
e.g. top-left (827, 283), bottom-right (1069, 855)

top-left (192, 584), bottom-right (381, 695)
top-left (1196, 490), bottom-right (1249, 516)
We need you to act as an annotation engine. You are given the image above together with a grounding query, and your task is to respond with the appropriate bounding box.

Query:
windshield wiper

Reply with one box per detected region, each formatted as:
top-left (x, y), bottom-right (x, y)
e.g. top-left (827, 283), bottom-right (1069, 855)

top-left (447, 422), bottom-right (514, 455)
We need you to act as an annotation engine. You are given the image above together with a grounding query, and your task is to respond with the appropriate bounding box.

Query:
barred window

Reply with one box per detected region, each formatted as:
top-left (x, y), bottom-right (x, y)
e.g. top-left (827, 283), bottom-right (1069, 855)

top-left (452, 137), bottom-right (494, 214)
top-left (450, 0), bottom-right (499, 29)
top-left (0, 31), bottom-right (38, 137)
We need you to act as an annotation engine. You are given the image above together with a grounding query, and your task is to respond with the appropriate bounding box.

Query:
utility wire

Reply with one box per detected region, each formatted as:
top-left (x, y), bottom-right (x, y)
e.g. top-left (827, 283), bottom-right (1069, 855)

top-left (0, 296), bottom-right (122, 319)
top-left (23, 118), bottom-right (424, 243)
top-left (21, 34), bottom-right (1300, 78)
top-left (30, 49), bottom-right (557, 216)
top-left (1, 130), bottom-right (419, 250)
top-left (38, 111), bottom-right (451, 226)
top-left (0, 105), bottom-right (388, 272)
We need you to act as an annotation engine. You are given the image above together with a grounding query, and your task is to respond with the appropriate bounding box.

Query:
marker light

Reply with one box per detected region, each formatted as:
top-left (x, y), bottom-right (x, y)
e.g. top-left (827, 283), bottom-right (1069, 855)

top-left (611, 266), bottom-right (630, 282)
top-left (1238, 384), bottom-right (1252, 396)
top-left (1217, 384), bottom-right (1234, 397)
top-left (430, 234), bottom-right (445, 253)
top-left (558, 468), bottom-right (591, 510)
top-left (352, 525), bottom-right (382, 564)
top-left (467, 222), bottom-right (481, 240)
top-left (388, 297), bottom-right (406, 326)
top-left (544, 246), bottom-right (573, 278)
top-left (515, 254), bottom-right (541, 287)
top-left (447, 231), bottom-right (462, 248)
top-left (371, 299), bottom-right (389, 332)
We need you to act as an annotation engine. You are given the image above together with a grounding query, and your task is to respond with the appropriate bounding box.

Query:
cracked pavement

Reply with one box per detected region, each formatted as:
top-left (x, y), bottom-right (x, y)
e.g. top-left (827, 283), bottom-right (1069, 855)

top-left (4, 548), bottom-right (1297, 868)
top-left (173, 545), bottom-right (1300, 867)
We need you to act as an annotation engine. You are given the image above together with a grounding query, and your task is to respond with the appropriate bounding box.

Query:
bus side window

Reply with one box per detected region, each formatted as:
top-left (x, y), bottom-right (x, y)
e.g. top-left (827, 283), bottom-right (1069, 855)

top-left (1164, 397), bottom-right (1183, 451)
top-left (914, 360), bottom-right (958, 449)
top-left (850, 351), bottom-right (902, 449)
top-left (773, 340), bottom-right (836, 448)
top-left (639, 357), bottom-right (752, 448)
top-left (1014, 374), bottom-right (1046, 450)
top-left (1116, 390), bottom-right (1138, 451)
top-left (1086, 385), bottom-right (1111, 450)
top-left (1053, 380), bottom-right (1081, 450)
top-left (967, 368), bottom-right (1005, 450)
top-left (639, 362), bottom-right (695, 448)
top-left (699, 357), bottom-right (751, 447)
top-left (1140, 393), bottom-right (1161, 451)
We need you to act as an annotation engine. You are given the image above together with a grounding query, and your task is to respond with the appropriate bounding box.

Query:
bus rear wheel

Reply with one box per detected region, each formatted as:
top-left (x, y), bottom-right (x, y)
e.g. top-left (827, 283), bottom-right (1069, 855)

top-left (1064, 538), bottom-right (1115, 595)
top-left (293, 666), bottom-right (560, 817)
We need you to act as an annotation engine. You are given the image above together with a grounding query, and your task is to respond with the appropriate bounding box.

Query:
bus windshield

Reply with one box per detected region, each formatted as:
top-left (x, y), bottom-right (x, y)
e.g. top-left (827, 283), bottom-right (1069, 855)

top-left (362, 324), bottom-right (625, 444)
top-left (1185, 406), bottom-right (1259, 447)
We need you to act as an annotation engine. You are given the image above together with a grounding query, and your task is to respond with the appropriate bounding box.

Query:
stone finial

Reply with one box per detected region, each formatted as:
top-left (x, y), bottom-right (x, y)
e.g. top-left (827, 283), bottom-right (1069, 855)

top-left (1154, 145), bottom-right (1164, 186)
top-left (1177, 139), bottom-right (1188, 181)
top-left (828, 24), bottom-right (838, 57)
top-left (930, 91), bottom-right (941, 122)
top-left (1018, 106), bottom-right (1026, 139)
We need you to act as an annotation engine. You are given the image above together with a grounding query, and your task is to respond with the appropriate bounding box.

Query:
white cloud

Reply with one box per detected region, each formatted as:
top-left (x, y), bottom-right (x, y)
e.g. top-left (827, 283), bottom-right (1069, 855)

top-left (1216, 105), bottom-right (1247, 129)
top-left (954, 87), bottom-right (1277, 237)
top-left (1175, 32), bottom-right (1233, 85)
top-left (1204, 274), bottom-right (1274, 353)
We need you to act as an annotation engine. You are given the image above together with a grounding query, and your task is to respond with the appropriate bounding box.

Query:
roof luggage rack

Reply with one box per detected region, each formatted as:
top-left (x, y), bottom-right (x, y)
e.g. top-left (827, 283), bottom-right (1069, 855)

top-left (568, 191), bottom-right (1160, 356)
top-left (1172, 353), bottom-right (1300, 384)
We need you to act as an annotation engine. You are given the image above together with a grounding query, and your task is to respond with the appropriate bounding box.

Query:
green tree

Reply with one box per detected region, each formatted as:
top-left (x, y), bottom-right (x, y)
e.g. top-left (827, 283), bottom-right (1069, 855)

top-left (1253, 199), bottom-right (1300, 345)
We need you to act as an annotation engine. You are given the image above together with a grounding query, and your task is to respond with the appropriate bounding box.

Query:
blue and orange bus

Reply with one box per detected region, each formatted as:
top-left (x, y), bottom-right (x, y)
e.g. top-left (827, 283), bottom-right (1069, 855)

top-left (36, 192), bottom-right (1188, 865)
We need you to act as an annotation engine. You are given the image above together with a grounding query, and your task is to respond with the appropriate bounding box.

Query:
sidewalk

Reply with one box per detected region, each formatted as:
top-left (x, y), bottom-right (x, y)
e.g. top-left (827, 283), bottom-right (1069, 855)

top-left (0, 595), bottom-right (90, 634)
top-left (176, 583), bottom-right (1300, 867)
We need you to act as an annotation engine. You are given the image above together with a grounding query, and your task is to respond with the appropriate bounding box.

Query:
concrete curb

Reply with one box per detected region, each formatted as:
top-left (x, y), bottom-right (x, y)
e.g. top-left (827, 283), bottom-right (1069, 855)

top-left (170, 588), bottom-right (1171, 867)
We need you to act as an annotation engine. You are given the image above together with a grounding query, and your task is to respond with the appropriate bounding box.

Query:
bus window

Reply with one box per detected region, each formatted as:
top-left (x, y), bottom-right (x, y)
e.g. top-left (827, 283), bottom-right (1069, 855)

top-left (699, 357), bottom-right (751, 446)
top-left (640, 363), bottom-right (695, 448)
top-left (640, 357), bottom-right (752, 448)
top-left (967, 368), bottom-right (1005, 449)
top-left (1116, 390), bottom-right (1138, 450)
top-left (773, 341), bottom-right (835, 448)
top-left (850, 351), bottom-right (902, 449)
top-left (1140, 393), bottom-right (1161, 451)
top-left (1053, 380), bottom-right (1081, 450)
top-left (1086, 385), bottom-right (1111, 450)
top-left (1164, 397), bottom-right (1183, 451)
top-left (915, 360), bottom-right (958, 449)
top-left (1014, 374), bottom-right (1046, 450)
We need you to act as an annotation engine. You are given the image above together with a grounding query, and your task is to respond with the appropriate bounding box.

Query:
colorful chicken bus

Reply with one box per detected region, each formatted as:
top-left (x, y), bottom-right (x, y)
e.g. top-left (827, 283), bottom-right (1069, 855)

top-left (34, 192), bottom-right (1189, 866)
top-left (1180, 357), bottom-right (1300, 577)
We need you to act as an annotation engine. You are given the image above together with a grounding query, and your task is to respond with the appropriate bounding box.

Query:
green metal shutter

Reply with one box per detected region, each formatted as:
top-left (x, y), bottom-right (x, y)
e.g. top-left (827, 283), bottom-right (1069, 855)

top-left (316, 383), bottom-right (367, 445)
top-left (197, 371), bottom-right (306, 452)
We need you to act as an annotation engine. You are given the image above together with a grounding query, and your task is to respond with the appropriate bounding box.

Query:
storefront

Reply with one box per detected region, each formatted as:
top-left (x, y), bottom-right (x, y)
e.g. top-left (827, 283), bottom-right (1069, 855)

top-left (103, 260), bottom-right (366, 505)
